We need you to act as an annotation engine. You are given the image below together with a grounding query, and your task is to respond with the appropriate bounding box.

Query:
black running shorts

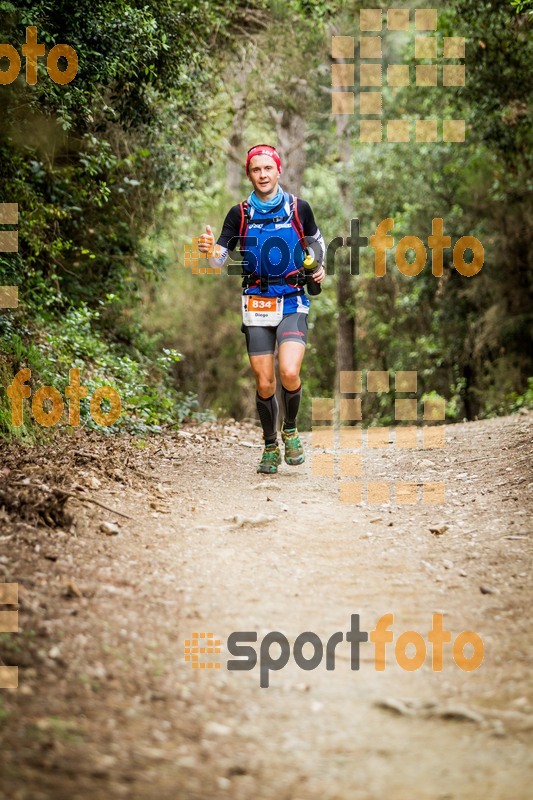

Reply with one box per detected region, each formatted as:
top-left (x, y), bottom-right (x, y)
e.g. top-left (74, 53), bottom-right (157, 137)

top-left (241, 312), bottom-right (309, 356)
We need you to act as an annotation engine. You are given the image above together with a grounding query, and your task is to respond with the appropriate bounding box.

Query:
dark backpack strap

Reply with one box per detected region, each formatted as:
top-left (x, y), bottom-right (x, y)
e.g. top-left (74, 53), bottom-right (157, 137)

top-left (239, 201), bottom-right (256, 284)
top-left (239, 201), bottom-right (248, 240)
top-left (290, 195), bottom-right (305, 244)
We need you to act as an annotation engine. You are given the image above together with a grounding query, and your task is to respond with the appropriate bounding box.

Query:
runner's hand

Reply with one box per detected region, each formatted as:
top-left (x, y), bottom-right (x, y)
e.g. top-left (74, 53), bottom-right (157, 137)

top-left (198, 224), bottom-right (215, 254)
top-left (313, 265), bottom-right (326, 283)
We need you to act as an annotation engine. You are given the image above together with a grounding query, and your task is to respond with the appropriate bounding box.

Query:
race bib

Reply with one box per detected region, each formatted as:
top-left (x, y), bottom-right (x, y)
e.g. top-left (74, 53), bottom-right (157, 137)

top-left (242, 294), bottom-right (284, 327)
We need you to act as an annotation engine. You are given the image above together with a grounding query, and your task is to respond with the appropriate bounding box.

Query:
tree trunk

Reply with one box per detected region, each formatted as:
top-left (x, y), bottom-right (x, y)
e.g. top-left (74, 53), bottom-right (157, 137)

top-left (275, 108), bottom-right (307, 195)
top-left (336, 269), bottom-right (355, 375)
top-left (334, 110), bottom-right (356, 397)
top-left (225, 50), bottom-right (256, 199)
top-left (226, 88), bottom-right (246, 198)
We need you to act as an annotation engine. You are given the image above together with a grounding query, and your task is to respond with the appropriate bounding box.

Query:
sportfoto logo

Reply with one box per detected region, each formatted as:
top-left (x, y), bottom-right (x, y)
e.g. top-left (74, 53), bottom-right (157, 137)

top-left (185, 217), bottom-right (484, 279)
top-left (184, 614), bottom-right (484, 688)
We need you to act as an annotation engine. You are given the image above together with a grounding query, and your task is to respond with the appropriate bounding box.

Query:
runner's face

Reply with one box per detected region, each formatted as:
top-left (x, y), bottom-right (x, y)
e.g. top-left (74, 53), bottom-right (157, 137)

top-left (247, 155), bottom-right (280, 198)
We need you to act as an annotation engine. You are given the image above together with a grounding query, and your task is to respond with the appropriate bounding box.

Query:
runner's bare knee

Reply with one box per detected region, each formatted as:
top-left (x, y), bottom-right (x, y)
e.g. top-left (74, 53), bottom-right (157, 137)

top-left (257, 376), bottom-right (276, 397)
top-left (279, 365), bottom-right (300, 389)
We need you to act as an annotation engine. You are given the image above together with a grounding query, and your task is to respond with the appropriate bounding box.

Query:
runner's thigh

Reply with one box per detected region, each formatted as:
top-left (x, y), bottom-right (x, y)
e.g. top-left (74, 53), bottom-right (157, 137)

top-left (275, 313), bottom-right (308, 349)
top-left (241, 323), bottom-right (278, 356)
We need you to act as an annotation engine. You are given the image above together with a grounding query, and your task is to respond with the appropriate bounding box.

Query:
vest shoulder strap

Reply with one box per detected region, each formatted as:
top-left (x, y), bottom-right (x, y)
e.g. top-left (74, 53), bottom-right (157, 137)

top-left (290, 195), bottom-right (305, 245)
top-left (239, 201), bottom-right (250, 236)
top-left (239, 201), bottom-right (250, 251)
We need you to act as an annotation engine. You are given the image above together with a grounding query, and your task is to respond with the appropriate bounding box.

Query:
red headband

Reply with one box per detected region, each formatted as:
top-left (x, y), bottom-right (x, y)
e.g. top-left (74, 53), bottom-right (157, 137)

top-left (245, 144), bottom-right (282, 175)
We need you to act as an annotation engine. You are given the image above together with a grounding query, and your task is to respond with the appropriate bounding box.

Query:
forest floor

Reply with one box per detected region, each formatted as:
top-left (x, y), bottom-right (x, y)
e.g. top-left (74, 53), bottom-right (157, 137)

top-left (0, 412), bottom-right (531, 800)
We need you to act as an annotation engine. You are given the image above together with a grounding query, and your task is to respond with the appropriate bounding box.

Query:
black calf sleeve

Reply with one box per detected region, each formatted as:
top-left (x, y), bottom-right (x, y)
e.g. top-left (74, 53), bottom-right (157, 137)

top-left (256, 392), bottom-right (279, 444)
top-left (282, 384), bottom-right (302, 429)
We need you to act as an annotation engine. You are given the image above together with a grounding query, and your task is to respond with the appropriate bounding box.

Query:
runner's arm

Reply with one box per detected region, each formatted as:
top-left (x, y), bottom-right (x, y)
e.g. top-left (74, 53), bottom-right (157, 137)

top-left (297, 199), bottom-right (326, 267)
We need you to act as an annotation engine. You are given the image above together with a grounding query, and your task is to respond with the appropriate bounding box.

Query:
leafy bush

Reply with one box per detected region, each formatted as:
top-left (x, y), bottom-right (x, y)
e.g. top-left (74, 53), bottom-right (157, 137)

top-left (0, 301), bottom-right (213, 439)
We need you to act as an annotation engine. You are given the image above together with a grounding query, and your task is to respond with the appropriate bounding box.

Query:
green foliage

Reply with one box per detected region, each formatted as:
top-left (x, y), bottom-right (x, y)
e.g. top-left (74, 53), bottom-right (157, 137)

top-left (0, 301), bottom-right (209, 439)
top-left (0, 0), bottom-right (273, 440)
top-left (510, 0), bottom-right (533, 15)
top-left (511, 377), bottom-right (533, 411)
top-left (136, 0), bottom-right (531, 428)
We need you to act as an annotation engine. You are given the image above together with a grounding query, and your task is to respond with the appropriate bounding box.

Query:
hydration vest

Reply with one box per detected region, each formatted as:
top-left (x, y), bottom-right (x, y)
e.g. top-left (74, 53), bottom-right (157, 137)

top-left (239, 192), bottom-right (307, 296)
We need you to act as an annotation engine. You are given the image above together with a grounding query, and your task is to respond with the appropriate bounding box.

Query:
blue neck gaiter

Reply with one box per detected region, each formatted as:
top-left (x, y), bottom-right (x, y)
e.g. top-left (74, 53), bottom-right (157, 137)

top-left (248, 186), bottom-right (284, 213)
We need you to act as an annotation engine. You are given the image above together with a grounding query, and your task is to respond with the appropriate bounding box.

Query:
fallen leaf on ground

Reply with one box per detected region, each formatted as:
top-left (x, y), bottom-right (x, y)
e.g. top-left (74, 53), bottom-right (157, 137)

top-left (63, 579), bottom-right (83, 598)
top-left (100, 521), bottom-right (120, 535)
top-left (226, 514), bottom-right (275, 527)
top-left (429, 524), bottom-right (449, 535)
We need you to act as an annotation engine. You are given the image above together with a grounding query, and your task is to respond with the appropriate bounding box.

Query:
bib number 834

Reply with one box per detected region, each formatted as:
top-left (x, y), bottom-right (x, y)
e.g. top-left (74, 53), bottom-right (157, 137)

top-left (250, 298), bottom-right (276, 311)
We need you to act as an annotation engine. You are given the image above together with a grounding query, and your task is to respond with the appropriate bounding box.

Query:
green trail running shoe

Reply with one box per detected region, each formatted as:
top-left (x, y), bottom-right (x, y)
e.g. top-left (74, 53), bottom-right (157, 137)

top-left (257, 443), bottom-right (282, 474)
top-left (281, 427), bottom-right (305, 466)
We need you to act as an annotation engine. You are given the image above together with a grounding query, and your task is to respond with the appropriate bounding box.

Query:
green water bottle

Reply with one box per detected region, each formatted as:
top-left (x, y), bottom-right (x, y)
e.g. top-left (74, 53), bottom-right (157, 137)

top-left (303, 252), bottom-right (322, 296)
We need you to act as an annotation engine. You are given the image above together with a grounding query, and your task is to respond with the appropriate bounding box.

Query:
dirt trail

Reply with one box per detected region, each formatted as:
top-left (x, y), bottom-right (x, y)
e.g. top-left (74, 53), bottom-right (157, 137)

top-left (0, 414), bottom-right (532, 800)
